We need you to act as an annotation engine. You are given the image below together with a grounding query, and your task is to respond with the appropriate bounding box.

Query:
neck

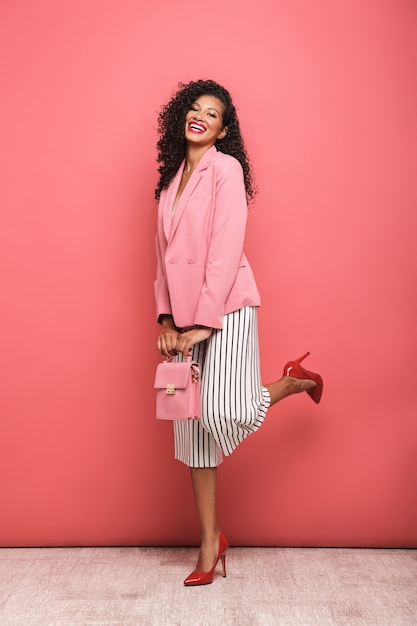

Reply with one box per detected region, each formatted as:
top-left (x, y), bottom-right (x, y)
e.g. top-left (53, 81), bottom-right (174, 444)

top-left (184, 144), bottom-right (214, 173)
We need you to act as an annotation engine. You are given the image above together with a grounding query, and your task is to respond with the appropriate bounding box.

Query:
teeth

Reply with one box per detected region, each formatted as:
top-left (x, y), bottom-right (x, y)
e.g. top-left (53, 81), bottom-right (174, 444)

top-left (190, 123), bottom-right (205, 132)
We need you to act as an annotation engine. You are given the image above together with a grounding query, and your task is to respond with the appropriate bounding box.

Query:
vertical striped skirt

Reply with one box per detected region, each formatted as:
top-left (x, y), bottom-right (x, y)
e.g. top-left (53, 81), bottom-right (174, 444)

top-left (174, 306), bottom-right (271, 468)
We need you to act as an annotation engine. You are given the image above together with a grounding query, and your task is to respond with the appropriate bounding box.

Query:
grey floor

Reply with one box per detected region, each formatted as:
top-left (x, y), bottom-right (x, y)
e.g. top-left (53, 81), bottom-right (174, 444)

top-left (0, 547), bottom-right (416, 626)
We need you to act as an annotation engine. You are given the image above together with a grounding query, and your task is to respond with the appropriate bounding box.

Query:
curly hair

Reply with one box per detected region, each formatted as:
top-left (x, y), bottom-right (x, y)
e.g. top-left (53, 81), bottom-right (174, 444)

top-left (155, 79), bottom-right (256, 203)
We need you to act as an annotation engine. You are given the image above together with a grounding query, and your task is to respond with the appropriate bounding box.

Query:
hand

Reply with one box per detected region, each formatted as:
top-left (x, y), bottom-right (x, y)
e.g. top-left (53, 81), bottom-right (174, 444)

top-left (157, 317), bottom-right (180, 358)
top-left (175, 326), bottom-right (213, 358)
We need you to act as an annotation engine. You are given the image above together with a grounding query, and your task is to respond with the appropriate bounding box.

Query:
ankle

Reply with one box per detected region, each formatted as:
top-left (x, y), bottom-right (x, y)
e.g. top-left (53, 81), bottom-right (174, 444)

top-left (200, 528), bottom-right (220, 544)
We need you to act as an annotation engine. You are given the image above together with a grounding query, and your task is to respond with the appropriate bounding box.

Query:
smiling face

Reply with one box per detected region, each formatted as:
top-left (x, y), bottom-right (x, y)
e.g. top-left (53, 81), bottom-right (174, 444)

top-left (184, 95), bottom-right (228, 148)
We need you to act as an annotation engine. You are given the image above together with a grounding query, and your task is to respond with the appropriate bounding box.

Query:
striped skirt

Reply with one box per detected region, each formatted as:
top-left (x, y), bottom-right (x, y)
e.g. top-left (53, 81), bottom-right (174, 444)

top-left (174, 306), bottom-right (271, 468)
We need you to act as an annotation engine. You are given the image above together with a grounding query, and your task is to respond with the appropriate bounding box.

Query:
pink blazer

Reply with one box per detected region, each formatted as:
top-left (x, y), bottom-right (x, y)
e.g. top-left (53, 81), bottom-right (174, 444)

top-left (154, 145), bottom-right (261, 329)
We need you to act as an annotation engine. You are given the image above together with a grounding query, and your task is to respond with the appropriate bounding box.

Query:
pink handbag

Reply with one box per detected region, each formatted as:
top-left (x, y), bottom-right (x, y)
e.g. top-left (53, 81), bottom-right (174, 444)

top-left (154, 357), bottom-right (201, 420)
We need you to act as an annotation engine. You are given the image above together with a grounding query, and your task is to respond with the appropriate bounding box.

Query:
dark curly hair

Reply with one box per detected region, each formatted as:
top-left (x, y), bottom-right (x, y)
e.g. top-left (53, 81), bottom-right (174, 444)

top-left (155, 79), bottom-right (256, 203)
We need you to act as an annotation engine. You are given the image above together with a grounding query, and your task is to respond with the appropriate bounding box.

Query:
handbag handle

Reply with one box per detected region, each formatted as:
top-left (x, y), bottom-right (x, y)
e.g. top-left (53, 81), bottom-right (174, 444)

top-left (162, 349), bottom-right (193, 363)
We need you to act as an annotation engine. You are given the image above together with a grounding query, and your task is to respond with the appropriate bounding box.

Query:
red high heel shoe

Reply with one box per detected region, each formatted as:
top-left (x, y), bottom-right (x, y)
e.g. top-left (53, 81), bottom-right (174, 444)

top-left (283, 352), bottom-right (323, 404)
top-left (184, 532), bottom-right (229, 586)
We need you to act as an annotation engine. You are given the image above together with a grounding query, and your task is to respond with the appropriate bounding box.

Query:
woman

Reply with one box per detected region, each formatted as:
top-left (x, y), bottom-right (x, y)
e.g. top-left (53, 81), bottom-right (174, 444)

top-left (154, 79), bottom-right (322, 586)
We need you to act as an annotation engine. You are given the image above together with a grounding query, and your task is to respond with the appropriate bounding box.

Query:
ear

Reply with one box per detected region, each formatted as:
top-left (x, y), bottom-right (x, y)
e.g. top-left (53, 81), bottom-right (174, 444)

top-left (217, 126), bottom-right (228, 140)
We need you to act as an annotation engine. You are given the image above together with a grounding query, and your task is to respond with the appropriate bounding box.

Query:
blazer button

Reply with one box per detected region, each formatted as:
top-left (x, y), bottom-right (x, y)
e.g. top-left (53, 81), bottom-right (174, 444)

top-left (188, 257), bottom-right (195, 264)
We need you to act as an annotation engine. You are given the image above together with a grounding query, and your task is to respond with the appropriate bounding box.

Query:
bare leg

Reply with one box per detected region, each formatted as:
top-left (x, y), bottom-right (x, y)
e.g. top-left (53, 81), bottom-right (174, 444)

top-left (189, 467), bottom-right (220, 572)
top-left (265, 376), bottom-right (317, 406)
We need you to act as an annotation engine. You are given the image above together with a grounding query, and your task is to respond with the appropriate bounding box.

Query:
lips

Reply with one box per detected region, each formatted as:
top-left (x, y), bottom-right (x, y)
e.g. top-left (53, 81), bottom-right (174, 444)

top-left (188, 121), bottom-right (206, 134)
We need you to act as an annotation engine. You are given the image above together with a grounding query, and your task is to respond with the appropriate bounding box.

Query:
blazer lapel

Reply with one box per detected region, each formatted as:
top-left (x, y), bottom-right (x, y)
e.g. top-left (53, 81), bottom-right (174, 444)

top-left (169, 146), bottom-right (217, 241)
top-left (169, 170), bottom-right (202, 239)
top-left (162, 164), bottom-right (183, 241)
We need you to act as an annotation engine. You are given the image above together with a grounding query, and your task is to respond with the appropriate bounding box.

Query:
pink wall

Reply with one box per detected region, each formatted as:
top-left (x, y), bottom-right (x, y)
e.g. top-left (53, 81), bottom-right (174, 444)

top-left (1, 0), bottom-right (416, 547)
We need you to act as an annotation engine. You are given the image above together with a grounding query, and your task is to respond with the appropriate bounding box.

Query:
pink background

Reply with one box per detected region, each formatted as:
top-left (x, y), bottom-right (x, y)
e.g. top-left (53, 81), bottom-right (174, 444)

top-left (1, 0), bottom-right (416, 547)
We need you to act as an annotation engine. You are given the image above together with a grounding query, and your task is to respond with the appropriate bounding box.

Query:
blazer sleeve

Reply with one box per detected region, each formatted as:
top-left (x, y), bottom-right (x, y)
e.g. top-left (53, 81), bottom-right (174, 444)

top-left (154, 231), bottom-right (172, 322)
top-left (193, 157), bottom-right (248, 328)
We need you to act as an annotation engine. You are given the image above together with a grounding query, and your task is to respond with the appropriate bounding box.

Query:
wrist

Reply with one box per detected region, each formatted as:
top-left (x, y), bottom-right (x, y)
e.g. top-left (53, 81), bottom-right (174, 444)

top-left (195, 325), bottom-right (212, 333)
top-left (159, 315), bottom-right (177, 330)
top-left (159, 314), bottom-right (173, 324)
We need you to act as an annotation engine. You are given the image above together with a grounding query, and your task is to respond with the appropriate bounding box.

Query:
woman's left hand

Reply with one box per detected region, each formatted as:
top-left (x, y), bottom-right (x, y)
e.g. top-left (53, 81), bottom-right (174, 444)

top-left (176, 326), bottom-right (213, 358)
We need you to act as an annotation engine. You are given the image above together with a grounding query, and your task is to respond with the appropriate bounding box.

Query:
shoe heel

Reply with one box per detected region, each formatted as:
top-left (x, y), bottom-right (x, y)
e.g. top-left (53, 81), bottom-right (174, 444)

top-left (284, 351), bottom-right (310, 376)
top-left (295, 351), bottom-right (310, 364)
top-left (221, 554), bottom-right (227, 577)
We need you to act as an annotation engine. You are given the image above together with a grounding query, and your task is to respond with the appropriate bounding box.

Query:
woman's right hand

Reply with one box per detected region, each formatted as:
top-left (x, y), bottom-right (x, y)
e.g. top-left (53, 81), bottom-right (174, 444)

top-left (157, 316), bottom-right (180, 358)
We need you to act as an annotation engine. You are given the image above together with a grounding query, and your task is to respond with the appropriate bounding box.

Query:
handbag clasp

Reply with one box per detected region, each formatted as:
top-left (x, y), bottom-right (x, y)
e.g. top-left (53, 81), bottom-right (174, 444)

top-left (166, 384), bottom-right (176, 395)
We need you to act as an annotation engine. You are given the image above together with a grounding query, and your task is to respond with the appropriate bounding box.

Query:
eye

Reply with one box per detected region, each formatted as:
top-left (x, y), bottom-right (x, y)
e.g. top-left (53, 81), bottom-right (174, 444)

top-left (208, 112), bottom-right (217, 118)
top-left (190, 105), bottom-right (198, 112)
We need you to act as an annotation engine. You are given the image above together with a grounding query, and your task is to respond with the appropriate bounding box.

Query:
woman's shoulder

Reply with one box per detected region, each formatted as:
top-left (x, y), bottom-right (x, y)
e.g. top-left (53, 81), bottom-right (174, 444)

top-left (212, 150), bottom-right (243, 175)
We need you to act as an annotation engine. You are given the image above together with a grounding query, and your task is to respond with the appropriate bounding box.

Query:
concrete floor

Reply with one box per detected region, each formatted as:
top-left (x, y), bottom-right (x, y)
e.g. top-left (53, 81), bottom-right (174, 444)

top-left (0, 547), bottom-right (416, 625)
